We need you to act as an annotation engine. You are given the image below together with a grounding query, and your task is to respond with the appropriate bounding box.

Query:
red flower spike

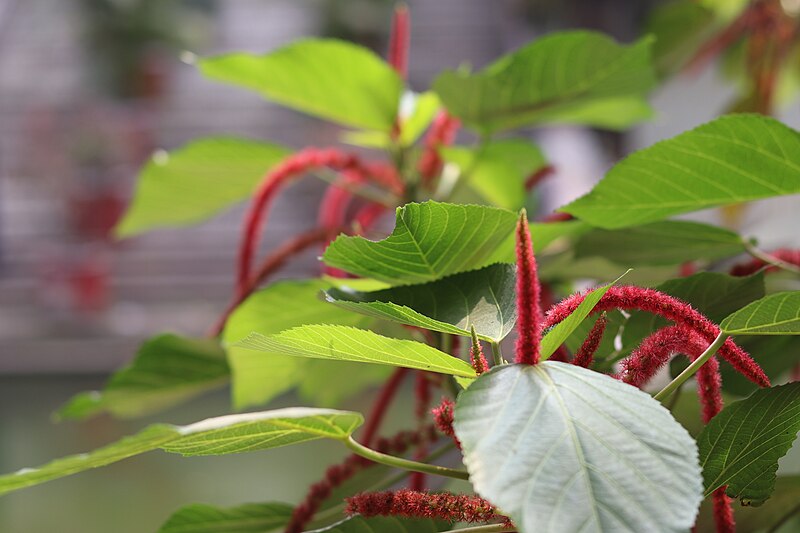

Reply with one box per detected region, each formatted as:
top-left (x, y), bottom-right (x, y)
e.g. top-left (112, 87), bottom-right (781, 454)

top-left (515, 210), bottom-right (542, 365)
top-left (729, 248), bottom-right (800, 276)
top-left (711, 487), bottom-right (736, 533)
top-left (418, 111), bottom-right (461, 183)
top-left (431, 397), bottom-right (461, 449)
top-left (346, 489), bottom-right (513, 527)
top-left (545, 286), bottom-right (770, 388)
top-left (285, 425), bottom-right (438, 533)
top-left (574, 314), bottom-right (608, 368)
top-left (469, 325), bottom-right (489, 374)
top-left (524, 164), bottom-right (555, 191)
top-left (388, 3), bottom-right (410, 80)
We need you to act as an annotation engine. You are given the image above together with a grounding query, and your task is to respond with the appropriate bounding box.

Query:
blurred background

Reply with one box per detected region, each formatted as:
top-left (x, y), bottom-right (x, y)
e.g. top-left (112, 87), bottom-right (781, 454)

top-left (0, 1), bottom-right (798, 531)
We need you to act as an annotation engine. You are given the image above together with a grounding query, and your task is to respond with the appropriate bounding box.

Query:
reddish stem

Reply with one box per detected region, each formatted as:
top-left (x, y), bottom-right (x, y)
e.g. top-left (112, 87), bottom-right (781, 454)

top-left (360, 368), bottom-right (410, 447)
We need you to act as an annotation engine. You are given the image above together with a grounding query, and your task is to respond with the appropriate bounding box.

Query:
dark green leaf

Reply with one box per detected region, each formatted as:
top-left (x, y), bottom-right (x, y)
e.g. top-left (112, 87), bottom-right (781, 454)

top-left (115, 137), bottom-right (289, 237)
top-left (0, 408), bottom-right (362, 497)
top-left (454, 363), bottom-right (703, 532)
top-left (722, 291), bottom-right (800, 335)
top-left (698, 383), bottom-right (800, 504)
top-left (325, 263), bottom-right (517, 342)
top-left (323, 201), bottom-right (518, 285)
top-left (574, 221), bottom-right (744, 265)
top-left (57, 334), bottom-right (229, 420)
top-left (199, 39), bottom-right (403, 131)
top-left (433, 31), bottom-right (655, 133)
top-left (238, 325), bottom-right (477, 378)
top-left (562, 115), bottom-right (800, 228)
top-left (223, 279), bottom-right (387, 410)
top-left (159, 502), bottom-right (293, 533)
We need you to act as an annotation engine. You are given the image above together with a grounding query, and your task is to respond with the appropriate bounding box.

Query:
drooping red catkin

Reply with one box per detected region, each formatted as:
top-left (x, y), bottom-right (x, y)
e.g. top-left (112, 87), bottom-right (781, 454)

top-left (515, 211), bottom-right (542, 365)
top-left (418, 111), bottom-right (461, 183)
top-left (729, 248), bottom-right (800, 276)
top-left (237, 149), bottom-right (403, 298)
top-left (573, 314), bottom-right (608, 368)
top-left (524, 164), bottom-right (555, 191)
top-left (711, 487), bottom-right (736, 533)
top-left (285, 426), bottom-right (438, 533)
top-left (388, 3), bottom-right (410, 79)
top-left (545, 285), bottom-right (770, 388)
top-left (431, 397), bottom-right (460, 449)
top-left (469, 326), bottom-right (489, 374)
top-left (346, 490), bottom-right (512, 527)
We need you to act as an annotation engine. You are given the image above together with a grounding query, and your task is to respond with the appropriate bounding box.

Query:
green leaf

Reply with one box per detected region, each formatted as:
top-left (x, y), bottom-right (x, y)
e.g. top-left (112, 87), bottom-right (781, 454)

top-left (718, 335), bottom-right (800, 396)
top-left (646, 0), bottom-right (717, 76)
top-left (325, 263), bottom-right (517, 342)
top-left (198, 39), bottom-right (403, 131)
top-left (540, 271), bottom-right (627, 359)
top-left (238, 325), bottom-right (477, 378)
top-left (442, 139), bottom-right (546, 210)
top-left (223, 279), bottom-right (387, 410)
top-left (57, 334), bottom-right (229, 420)
top-left (340, 92), bottom-right (441, 149)
top-left (323, 201), bottom-right (518, 285)
top-left (115, 137), bottom-right (289, 238)
top-left (159, 502), bottom-right (293, 533)
top-left (562, 114), bottom-right (800, 229)
top-left (698, 382), bottom-right (800, 504)
top-left (433, 31), bottom-right (655, 133)
top-left (311, 516), bottom-right (450, 533)
top-left (454, 363), bottom-right (703, 532)
top-left (574, 221), bottom-right (745, 266)
top-left (722, 291), bottom-right (800, 335)
top-left (0, 408), bottom-right (362, 497)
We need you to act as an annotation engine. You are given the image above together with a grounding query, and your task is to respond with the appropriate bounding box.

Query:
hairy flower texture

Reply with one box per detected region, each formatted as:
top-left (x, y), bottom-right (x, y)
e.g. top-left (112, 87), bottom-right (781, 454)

top-left (346, 490), bottom-right (513, 527)
top-left (524, 164), bottom-right (555, 191)
top-left (237, 149), bottom-right (403, 298)
top-left (573, 314), bottom-right (608, 368)
top-left (285, 426), bottom-right (438, 533)
top-left (711, 487), bottom-right (736, 533)
top-left (418, 111), bottom-right (461, 183)
top-left (431, 398), bottom-right (461, 449)
top-left (515, 211), bottom-right (543, 365)
top-left (545, 285), bottom-right (770, 387)
top-left (469, 326), bottom-right (489, 374)
top-left (729, 248), bottom-right (800, 276)
top-left (388, 3), bottom-right (410, 79)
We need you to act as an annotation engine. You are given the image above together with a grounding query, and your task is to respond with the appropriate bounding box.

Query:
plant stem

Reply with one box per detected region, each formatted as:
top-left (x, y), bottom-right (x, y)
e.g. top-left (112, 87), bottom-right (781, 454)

top-left (744, 240), bottom-right (800, 275)
top-left (344, 436), bottom-right (469, 480)
top-left (490, 341), bottom-right (504, 366)
top-left (442, 524), bottom-right (516, 533)
top-left (654, 333), bottom-right (729, 402)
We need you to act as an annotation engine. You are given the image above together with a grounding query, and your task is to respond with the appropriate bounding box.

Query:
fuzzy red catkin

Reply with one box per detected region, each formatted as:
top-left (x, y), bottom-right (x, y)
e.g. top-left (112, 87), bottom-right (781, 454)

top-left (524, 164), bottom-right (555, 191)
top-left (431, 397), bottom-right (461, 449)
top-left (515, 211), bottom-right (543, 365)
top-left (573, 314), bottom-right (608, 368)
top-left (469, 327), bottom-right (489, 374)
top-left (388, 3), bottom-right (410, 79)
top-left (418, 111), bottom-right (461, 182)
top-left (346, 489), bottom-right (513, 527)
top-left (729, 248), bottom-right (800, 276)
top-left (545, 285), bottom-right (770, 387)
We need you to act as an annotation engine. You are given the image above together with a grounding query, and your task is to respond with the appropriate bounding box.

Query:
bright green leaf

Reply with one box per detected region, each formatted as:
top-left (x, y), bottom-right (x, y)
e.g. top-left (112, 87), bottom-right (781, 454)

top-left (433, 31), bottom-right (656, 133)
top-left (199, 39), bottom-right (403, 131)
top-left (562, 114), bottom-right (800, 229)
top-left (323, 201), bottom-right (518, 285)
top-left (722, 291), bottom-right (800, 335)
top-left (340, 92), bottom-right (441, 149)
top-left (442, 139), bottom-right (546, 209)
top-left (454, 363), bottom-right (703, 532)
top-left (698, 383), bottom-right (800, 504)
top-left (540, 271), bottom-right (628, 359)
top-left (57, 334), bottom-right (229, 420)
top-left (574, 221), bottom-right (745, 265)
top-left (159, 502), bottom-right (293, 533)
top-left (115, 137), bottom-right (289, 238)
top-left (0, 408), bottom-right (362, 497)
top-left (238, 325), bottom-right (477, 378)
top-left (325, 263), bottom-right (517, 342)
top-left (223, 279), bottom-right (387, 410)
top-left (646, 0), bottom-right (717, 76)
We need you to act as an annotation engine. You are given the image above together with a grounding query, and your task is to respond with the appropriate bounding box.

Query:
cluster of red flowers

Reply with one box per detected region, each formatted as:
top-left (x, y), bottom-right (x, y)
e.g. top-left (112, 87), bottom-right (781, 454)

top-left (346, 489), bottom-right (513, 527)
